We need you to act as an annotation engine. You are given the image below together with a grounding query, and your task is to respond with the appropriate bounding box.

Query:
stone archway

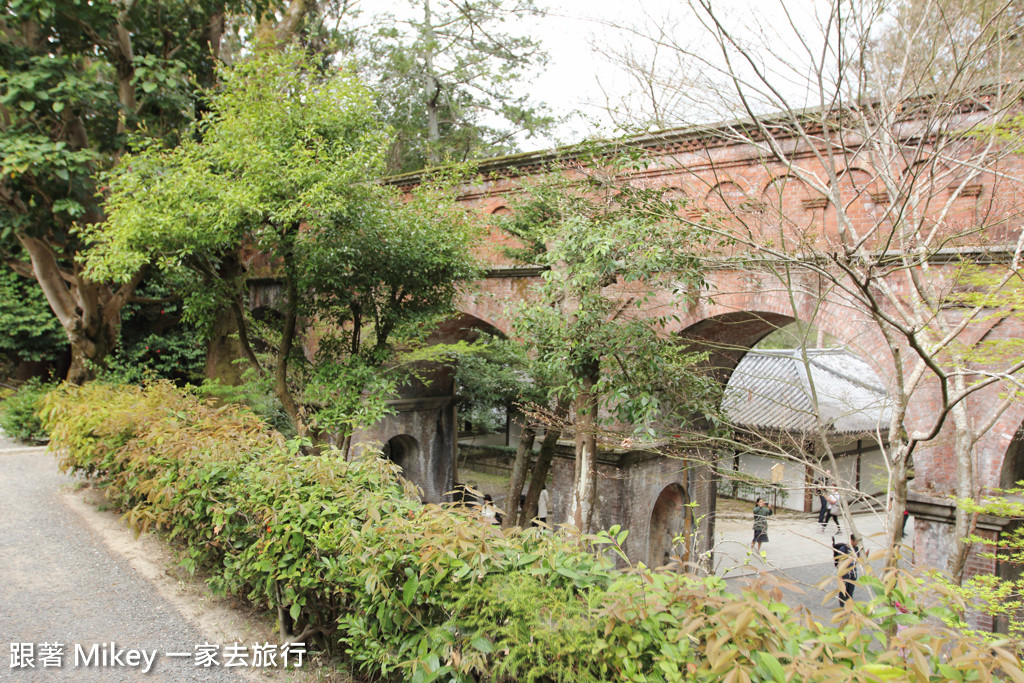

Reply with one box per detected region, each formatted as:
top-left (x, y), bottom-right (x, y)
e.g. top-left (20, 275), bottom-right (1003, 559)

top-left (383, 434), bottom-right (421, 481)
top-left (648, 483), bottom-right (693, 568)
top-left (1000, 425), bottom-right (1024, 490)
top-left (994, 426), bottom-right (1024, 634)
top-left (352, 311), bottom-right (506, 503)
top-left (672, 305), bottom-right (892, 565)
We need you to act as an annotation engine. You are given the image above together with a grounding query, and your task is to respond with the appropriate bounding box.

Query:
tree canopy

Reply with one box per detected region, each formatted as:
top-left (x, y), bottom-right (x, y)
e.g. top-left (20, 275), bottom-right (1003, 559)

top-left (359, 0), bottom-right (554, 173)
top-left (0, 0), bottom-right (336, 382)
top-left (499, 161), bottom-right (722, 532)
top-left (88, 48), bottom-right (483, 438)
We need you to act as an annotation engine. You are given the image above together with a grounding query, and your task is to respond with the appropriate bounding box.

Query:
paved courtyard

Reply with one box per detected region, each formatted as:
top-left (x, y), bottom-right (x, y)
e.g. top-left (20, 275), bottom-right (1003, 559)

top-left (714, 502), bottom-right (913, 621)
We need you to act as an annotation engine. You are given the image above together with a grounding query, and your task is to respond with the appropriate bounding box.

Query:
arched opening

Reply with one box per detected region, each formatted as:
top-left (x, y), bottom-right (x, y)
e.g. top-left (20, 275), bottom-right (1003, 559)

top-left (383, 434), bottom-right (420, 477)
top-left (759, 173), bottom-right (817, 247)
top-left (722, 348), bottom-right (891, 510)
top-left (357, 310), bottom-right (509, 504)
top-left (648, 483), bottom-right (693, 567)
top-left (679, 313), bottom-right (891, 521)
top-left (996, 427), bottom-right (1024, 634)
top-left (1000, 425), bottom-right (1024, 489)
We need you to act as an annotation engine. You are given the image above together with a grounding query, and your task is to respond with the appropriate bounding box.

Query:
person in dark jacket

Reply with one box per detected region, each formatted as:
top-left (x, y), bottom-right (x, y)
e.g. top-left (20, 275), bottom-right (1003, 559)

top-left (832, 534), bottom-right (861, 607)
top-left (752, 497), bottom-right (773, 553)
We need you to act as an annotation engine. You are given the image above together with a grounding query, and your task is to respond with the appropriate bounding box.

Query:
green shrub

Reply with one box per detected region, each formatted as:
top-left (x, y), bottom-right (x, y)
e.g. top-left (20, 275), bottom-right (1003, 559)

top-left (0, 378), bottom-right (53, 442)
top-left (0, 268), bottom-right (67, 369)
top-left (41, 382), bottom-right (1024, 682)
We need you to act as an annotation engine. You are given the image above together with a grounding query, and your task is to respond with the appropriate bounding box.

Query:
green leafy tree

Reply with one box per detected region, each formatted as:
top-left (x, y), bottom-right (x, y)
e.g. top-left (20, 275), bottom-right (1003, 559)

top-left (0, 0), bottom-right (340, 384)
top-left (360, 0), bottom-right (554, 172)
top-left (945, 487), bottom-right (1024, 637)
top-left (88, 48), bottom-right (482, 439)
top-left (501, 160), bottom-right (721, 533)
top-left (454, 334), bottom-right (570, 527)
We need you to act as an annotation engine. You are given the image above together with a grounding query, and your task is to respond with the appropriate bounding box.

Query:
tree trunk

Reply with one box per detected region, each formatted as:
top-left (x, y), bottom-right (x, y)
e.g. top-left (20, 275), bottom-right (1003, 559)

top-left (947, 398), bottom-right (976, 582)
top-left (254, 0), bottom-right (312, 47)
top-left (522, 421), bottom-right (563, 525)
top-left (569, 363), bottom-right (600, 533)
top-left (275, 269), bottom-right (303, 435)
top-left (18, 235), bottom-right (125, 384)
top-left (422, 0), bottom-right (441, 164)
top-left (64, 332), bottom-right (113, 384)
top-left (203, 254), bottom-right (256, 384)
top-left (884, 437), bottom-right (911, 568)
top-left (501, 423), bottom-right (536, 529)
top-left (113, 9), bottom-right (137, 138)
top-left (204, 308), bottom-right (245, 385)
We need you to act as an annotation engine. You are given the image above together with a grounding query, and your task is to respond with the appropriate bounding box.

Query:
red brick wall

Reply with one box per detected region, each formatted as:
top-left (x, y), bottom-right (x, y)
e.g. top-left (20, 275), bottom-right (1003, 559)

top-left (446, 130), bottom-right (1024, 583)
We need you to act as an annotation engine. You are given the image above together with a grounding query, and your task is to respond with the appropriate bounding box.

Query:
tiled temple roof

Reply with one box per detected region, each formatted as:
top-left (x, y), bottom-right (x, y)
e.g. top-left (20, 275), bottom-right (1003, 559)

top-left (722, 348), bottom-right (891, 437)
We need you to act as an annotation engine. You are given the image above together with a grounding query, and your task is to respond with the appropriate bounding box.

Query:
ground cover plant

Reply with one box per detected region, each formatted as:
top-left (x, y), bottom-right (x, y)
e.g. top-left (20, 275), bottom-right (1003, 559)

top-left (42, 381), bottom-right (1024, 682)
top-left (0, 378), bottom-right (53, 442)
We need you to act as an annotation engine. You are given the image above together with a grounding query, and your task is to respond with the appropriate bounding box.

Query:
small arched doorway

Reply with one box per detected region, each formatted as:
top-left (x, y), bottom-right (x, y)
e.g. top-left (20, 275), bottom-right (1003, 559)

top-left (648, 483), bottom-right (693, 568)
top-left (383, 434), bottom-right (420, 479)
top-left (995, 427), bottom-right (1024, 634)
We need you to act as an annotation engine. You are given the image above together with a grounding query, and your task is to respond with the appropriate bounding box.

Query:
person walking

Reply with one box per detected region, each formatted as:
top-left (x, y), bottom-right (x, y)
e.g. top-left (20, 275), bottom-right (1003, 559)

top-left (832, 534), bottom-right (861, 607)
top-left (821, 488), bottom-right (841, 534)
top-left (815, 477), bottom-right (830, 529)
top-left (752, 497), bottom-right (773, 553)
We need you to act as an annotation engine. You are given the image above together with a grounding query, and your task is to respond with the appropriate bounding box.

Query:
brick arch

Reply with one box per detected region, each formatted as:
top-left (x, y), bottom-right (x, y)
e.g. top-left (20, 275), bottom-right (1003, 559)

top-left (481, 198), bottom-right (512, 215)
top-left (965, 314), bottom-right (1024, 493)
top-left (427, 311), bottom-right (506, 345)
top-left (834, 165), bottom-right (880, 191)
top-left (761, 172), bottom-right (813, 199)
top-left (758, 173), bottom-right (819, 248)
top-left (825, 167), bottom-right (885, 245)
top-left (901, 158), bottom-right (956, 196)
top-left (672, 313), bottom-right (892, 400)
top-left (457, 274), bottom-right (544, 337)
top-left (998, 410), bottom-right (1024, 490)
top-left (352, 310), bottom-right (511, 504)
top-left (702, 179), bottom-right (758, 250)
top-left (665, 270), bottom-right (894, 389)
top-left (648, 483), bottom-right (693, 567)
top-left (454, 294), bottom-right (511, 336)
top-left (703, 178), bottom-right (755, 214)
top-left (659, 184), bottom-right (699, 221)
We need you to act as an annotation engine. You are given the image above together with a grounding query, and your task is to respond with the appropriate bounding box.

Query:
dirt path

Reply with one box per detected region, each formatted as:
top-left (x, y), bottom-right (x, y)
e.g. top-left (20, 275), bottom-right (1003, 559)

top-left (1, 444), bottom-right (346, 682)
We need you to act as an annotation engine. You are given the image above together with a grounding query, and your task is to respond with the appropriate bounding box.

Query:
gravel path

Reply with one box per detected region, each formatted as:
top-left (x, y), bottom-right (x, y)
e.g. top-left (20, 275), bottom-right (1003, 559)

top-left (1, 445), bottom-right (246, 682)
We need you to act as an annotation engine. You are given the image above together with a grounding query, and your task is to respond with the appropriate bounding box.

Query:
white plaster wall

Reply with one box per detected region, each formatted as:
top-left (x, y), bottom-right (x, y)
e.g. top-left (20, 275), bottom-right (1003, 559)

top-left (732, 438), bottom-right (888, 510)
top-left (732, 454), bottom-right (807, 510)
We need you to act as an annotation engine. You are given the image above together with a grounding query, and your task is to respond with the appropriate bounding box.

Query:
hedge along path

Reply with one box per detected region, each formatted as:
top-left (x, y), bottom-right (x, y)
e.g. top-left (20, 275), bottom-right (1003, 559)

top-left (42, 381), bottom-right (1024, 683)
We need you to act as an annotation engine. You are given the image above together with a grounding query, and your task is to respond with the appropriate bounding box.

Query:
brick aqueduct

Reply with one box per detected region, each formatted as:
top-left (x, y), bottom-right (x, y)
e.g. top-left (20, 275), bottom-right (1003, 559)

top-left (346, 118), bottom-right (1024, 586)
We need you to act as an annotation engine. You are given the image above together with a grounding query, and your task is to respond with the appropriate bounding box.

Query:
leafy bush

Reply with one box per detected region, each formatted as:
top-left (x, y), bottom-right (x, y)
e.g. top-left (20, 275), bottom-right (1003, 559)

top-left (0, 268), bottom-right (67, 369)
top-left (943, 488), bottom-right (1024, 639)
top-left (0, 378), bottom-right (53, 442)
top-left (99, 281), bottom-right (207, 385)
top-left (42, 382), bottom-right (1024, 682)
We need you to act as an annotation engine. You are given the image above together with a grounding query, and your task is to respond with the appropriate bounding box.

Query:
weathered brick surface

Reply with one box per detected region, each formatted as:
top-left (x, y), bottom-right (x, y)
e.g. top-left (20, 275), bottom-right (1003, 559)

top-left (393, 125), bottom-right (1024, 584)
top-left (548, 445), bottom-right (717, 566)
